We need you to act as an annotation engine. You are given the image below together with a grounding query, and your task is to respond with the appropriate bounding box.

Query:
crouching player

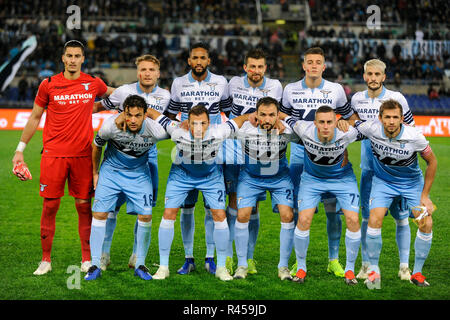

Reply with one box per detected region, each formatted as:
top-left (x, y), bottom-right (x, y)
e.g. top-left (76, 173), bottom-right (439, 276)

top-left (351, 100), bottom-right (437, 289)
top-left (85, 95), bottom-right (170, 281)
top-left (145, 105), bottom-right (250, 281)
top-left (232, 97), bottom-right (296, 281)
top-left (281, 106), bottom-right (362, 285)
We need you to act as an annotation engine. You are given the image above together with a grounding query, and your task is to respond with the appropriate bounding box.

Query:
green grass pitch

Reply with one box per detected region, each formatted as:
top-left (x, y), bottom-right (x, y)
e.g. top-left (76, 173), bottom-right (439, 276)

top-left (1, 130), bottom-right (449, 300)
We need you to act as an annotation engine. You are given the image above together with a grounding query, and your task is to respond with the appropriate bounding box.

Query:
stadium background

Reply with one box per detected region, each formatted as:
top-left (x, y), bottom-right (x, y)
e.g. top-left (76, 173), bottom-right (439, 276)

top-left (0, 0), bottom-right (449, 301)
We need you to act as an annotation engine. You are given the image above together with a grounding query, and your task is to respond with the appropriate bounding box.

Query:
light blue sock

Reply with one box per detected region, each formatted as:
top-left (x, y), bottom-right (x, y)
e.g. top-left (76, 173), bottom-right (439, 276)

top-left (226, 207), bottom-right (237, 257)
top-left (180, 208), bottom-right (194, 258)
top-left (102, 210), bottom-right (118, 255)
top-left (360, 218), bottom-right (369, 264)
top-left (90, 218), bottom-right (107, 268)
top-left (413, 230), bottom-right (432, 274)
top-left (132, 218), bottom-right (138, 254)
top-left (366, 227), bottom-right (382, 274)
top-left (213, 220), bottom-right (229, 267)
top-left (248, 211), bottom-right (260, 260)
top-left (294, 227), bottom-right (309, 272)
top-left (158, 218), bottom-right (175, 267)
top-left (204, 208), bottom-right (215, 258)
top-left (235, 220), bottom-right (249, 267)
top-left (278, 221), bottom-right (294, 268)
top-left (325, 211), bottom-right (342, 260)
top-left (395, 219), bottom-right (411, 265)
top-left (135, 220), bottom-right (152, 269)
top-left (345, 229), bottom-right (361, 273)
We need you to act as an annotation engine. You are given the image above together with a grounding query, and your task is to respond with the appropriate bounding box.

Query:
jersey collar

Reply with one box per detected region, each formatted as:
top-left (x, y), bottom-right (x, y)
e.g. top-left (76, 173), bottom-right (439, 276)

top-left (188, 69), bottom-right (211, 83)
top-left (365, 86), bottom-right (386, 99)
top-left (244, 75), bottom-right (267, 89)
top-left (136, 82), bottom-right (158, 94)
top-left (301, 78), bottom-right (325, 90)
top-left (381, 123), bottom-right (404, 140)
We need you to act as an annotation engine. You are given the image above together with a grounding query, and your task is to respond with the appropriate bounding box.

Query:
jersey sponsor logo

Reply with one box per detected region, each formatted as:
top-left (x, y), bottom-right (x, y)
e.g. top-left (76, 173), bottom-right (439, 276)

top-left (81, 83), bottom-right (91, 91)
top-left (292, 98), bottom-right (333, 104)
top-left (180, 91), bottom-right (220, 97)
top-left (232, 93), bottom-right (259, 102)
top-left (53, 93), bottom-right (93, 101)
top-left (40, 184), bottom-right (48, 192)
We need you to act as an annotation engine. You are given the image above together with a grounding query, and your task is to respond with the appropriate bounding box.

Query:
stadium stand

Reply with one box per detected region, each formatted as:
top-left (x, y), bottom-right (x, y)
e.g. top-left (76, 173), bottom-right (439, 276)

top-left (0, 0), bottom-right (448, 114)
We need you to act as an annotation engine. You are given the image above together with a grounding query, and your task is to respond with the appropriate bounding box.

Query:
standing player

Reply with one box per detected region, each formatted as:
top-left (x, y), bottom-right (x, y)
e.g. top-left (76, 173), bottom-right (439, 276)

top-left (350, 59), bottom-right (415, 280)
top-left (225, 48), bottom-right (283, 274)
top-left (164, 42), bottom-right (232, 275)
top-left (281, 106), bottom-right (362, 285)
top-left (94, 54), bottom-right (170, 270)
top-left (144, 105), bottom-right (250, 281)
top-left (351, 100), bottom-right (437, 289)
top-left (232, 97), bottom-right (296, 281)
top-left (281, 47), bottom-right (358, 277)
top-left (85, 95), bottom-right (170, 281)
top-left (12, 40), bottom-right (114, 275)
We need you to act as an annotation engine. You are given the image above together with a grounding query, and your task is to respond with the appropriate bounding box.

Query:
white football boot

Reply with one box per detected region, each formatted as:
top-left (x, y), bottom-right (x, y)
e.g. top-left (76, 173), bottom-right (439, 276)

top-left (33, 261), bottom-right (52, 275)
top-left (216, 266), bottom-right (233, 281)
top-left (80, 260), bottom-right (92, 273)
top-left (153, 266), bottom-right (170, 280)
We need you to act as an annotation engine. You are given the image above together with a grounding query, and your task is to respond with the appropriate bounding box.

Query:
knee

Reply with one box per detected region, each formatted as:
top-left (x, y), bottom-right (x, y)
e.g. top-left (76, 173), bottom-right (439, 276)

top-left (164, 208), bottom-right (178, 220)
top-left (138, 215), bottom-right (152, 223)
top-left (211, 209), bottom-right (226, 222)
top-left (279, 207), bottom-right (294, 223)
top-left (93, 211), bottom-right (108, 220)
top-left (420, 216), bottom-right (433, 233)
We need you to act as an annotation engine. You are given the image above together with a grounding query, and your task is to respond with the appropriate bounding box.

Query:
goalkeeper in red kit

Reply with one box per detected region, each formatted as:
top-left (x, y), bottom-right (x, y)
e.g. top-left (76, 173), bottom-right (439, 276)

top-left (12, 40), bottom-right (115, 275)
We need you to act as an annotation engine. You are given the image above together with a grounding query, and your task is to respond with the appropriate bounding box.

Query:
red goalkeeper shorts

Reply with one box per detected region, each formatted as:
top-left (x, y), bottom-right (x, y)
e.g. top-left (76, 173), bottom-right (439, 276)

top-left (39, 156), bottom-right (94, 199)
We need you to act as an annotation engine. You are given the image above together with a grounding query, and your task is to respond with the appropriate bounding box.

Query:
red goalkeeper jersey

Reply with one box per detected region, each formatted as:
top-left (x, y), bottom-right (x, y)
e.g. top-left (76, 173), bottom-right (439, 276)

top-left (34, 72), bottom-right (107, 157)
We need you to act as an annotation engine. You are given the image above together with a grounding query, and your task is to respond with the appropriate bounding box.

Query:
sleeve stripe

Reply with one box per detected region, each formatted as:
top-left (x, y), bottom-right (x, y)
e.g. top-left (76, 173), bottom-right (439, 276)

top-left (226, 120), bottom-right (237, 133)
top-left (420, 145), bottom-right (432, 156)
top-left (403, 111), bottom-right (414, 124)
top-left (94, 135), bottom-right (107, 147)
top-left (285, 116), bottom-right (297, 128)
top-left (280, 104), bottom-right (292, 116)
top-left (158, 115), bottom-right (171, 129)
top-left (335, 102), bottom-right (354, 118)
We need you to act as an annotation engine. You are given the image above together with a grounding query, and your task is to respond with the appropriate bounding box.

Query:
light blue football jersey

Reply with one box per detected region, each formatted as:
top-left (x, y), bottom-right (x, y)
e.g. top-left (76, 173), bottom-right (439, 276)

top-left (286, 116), bottom-right (362, 179)
top-left (235, 121), bottom-right (298, 177)
top-left (101, 82), bottom-right (170, 113)
top-left (167, 70), bottom-right (231, 124)
top-left (281, 78), bottom-right (353, 165)
top-left (355, 120), bottom-right (429, 185)
top-left (228, 75), bottom-right (283, 119)
top-left (94, 114), bottom-right (169, 171)
top-left (156, 115), bottom-right (238, 177)
top-left (351, 86), bottom-right (415, 171)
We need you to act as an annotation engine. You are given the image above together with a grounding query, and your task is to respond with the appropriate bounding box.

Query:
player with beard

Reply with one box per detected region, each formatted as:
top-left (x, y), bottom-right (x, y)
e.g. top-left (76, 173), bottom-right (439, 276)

top-left (164, 43), bottom-right (232, 276)
top-left (224, 49), bottom-right (283, 275)
top-left (348, 59), bottom-right (415, 281)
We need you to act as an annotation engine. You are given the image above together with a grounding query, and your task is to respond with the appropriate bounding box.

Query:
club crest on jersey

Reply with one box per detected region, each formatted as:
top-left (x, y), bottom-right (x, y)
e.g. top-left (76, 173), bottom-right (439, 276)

top-left (335, 141), bottom-right (341, 147)
top-left (207, 82), bottom-right (218, 91)
top-left (40, 184), bottom-right (48, 192)
top-left (153, 96), bottom-right (163, 105)
top-left (320, 89), bottom-right (331, 98)
top-left (81, 83), bottom-right (91, 91)
top-left (399, 142), bottom-right (406, 148)
top-left (259, 88), bottom-right (270, 97)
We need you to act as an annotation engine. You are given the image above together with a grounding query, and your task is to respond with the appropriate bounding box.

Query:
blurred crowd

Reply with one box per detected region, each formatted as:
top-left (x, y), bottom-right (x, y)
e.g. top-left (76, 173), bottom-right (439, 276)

top-left (0, 0), bottom-right (449, 103)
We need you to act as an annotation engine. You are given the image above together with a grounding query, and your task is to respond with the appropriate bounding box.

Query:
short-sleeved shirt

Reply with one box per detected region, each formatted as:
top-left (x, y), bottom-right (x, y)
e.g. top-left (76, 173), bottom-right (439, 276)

top-left (286, 117), bottom-right (362, 179)
top-left (101, 82), bottom-right (170, 114)
top-left (355, 120), bottom-right (429, 185)
top-left (35, 72), bottom-right (107, 157)
top-left (94, 114), bottom-right (169, 171)
top-left (167, 70), bottom-right (231, 124)
top-left (228, 75), bottom-right (283, 118)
